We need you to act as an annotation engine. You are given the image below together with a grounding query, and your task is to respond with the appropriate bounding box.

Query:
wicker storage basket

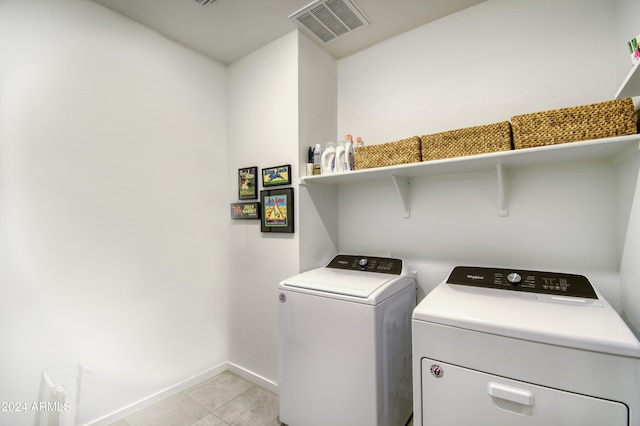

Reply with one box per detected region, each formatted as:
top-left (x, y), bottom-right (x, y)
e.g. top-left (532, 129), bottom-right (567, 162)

top-left (511, 98), bottom-right (637, 149)
top-left (354, 136), bottom-right (422, 170)
top-left (421, 121), bottom-right (513, 161)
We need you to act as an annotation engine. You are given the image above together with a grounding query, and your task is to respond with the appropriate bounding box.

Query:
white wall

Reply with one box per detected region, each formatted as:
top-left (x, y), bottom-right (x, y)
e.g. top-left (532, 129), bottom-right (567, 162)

top-left (614, 0), bottom-right (640, 85)
top-left (335, 0), bottom-right (626, 302)
top-left (227, 32), bottom-right (301, 386)
top-left (297, 34), bottom-right (339, 272)
top-left (619, 153), bottom-right (640, 334)
top-left (615, 1), bottom-right (640, 335)
top-left (338, 0), bottom-right (618, 143)
top-left (0, 0), bottom-right (229, 424)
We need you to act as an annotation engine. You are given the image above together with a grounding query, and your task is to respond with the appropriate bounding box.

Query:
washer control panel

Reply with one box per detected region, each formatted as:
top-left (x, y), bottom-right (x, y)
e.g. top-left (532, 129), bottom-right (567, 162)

top-left (447, 266), bottom-right (598, 299)
top-left (327, 255), bottom-right (402, 275)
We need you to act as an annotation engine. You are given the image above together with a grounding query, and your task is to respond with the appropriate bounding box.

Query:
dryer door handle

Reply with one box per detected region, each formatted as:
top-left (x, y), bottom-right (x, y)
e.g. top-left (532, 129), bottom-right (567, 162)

top-left (488, 382), bottom-right (535, 406)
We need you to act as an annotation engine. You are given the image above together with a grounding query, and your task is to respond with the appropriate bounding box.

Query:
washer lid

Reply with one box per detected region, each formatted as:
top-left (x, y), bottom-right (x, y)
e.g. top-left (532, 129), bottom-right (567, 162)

top-left (281, 255), bottom-right (413, 303)
top-left (413, 279), bottom-right (640, 358)
top-left (281, 267), bottom-right (403, 300)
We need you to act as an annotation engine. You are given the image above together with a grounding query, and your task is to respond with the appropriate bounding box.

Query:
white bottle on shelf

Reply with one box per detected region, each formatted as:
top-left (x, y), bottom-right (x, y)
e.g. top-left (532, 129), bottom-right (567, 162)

top-left (321, 142), bottom-right (336, 174)
top-left (335, 143), bottom-right (346, 172)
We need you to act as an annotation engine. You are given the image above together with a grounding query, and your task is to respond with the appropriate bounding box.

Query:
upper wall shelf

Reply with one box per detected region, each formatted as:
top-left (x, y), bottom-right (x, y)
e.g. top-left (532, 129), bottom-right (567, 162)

top-left (300, 134), bottom-right (640, 217)
top-left (616, 61), bottom-right (640, 99)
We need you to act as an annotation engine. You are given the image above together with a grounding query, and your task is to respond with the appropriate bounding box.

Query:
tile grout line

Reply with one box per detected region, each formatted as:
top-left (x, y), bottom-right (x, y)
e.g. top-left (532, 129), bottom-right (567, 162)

top-left (182, 390), bottom-right (223, 426)
top-left (211, 383), bottom-right (258, 417)
top-left (184, 388), bottom-right (237, 426)
top-left (185, 376), bottom-right (261, 426)
top-left (210, 382), bottom-right (283, 426)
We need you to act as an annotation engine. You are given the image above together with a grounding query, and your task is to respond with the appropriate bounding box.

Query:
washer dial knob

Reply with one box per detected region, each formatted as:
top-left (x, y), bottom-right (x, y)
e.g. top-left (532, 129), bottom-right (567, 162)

top-left (507, 272), bottom-right (522, 285)
top-left (358, 258), bottom-right (368, 268)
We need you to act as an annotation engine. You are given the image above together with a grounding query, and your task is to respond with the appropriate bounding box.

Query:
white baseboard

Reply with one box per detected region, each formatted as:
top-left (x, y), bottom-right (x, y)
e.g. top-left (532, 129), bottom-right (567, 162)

top-left (83, 362), bottom-right (228, 426)
top-left (226, 362), bottom-right (278, 394)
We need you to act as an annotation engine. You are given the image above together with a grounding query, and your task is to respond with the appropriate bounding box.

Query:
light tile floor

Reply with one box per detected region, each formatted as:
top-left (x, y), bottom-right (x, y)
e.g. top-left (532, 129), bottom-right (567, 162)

top-left (109, 371), bottom-right (282, 426)
top-left (109, 369), bottom-right (414, 426)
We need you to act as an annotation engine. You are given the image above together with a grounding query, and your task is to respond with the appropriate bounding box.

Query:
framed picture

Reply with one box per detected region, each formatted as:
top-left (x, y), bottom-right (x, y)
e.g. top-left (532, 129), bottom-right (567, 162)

top-left (230, 202), bottom-right (260, 220)
top-left (260, 188), bottom-right (294, 233)
top-left (238, 167), bottom-right (258, 200)
top-left (262, 164), bottom-right (291, 187)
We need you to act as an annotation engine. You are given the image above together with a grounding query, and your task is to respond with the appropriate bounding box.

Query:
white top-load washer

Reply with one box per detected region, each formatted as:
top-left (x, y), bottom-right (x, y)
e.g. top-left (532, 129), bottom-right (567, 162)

top-left (412, 266), bottom-right (640, 426)
top-left (279, 255), bottom-right (415, 426)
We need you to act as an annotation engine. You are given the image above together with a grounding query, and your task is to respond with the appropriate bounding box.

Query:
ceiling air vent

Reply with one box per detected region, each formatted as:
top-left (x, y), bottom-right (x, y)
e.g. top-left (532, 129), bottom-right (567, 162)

top-left (193, 0), bottom-right (218, 6)
top-left (289, 0), bottom-right (370, 43)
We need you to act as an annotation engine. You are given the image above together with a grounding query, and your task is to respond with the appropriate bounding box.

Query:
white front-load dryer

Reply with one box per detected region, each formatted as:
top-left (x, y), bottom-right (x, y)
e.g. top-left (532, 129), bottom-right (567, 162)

top-left (412, 266), bottom-right (640, 426)
top-left (279, 255), bottom-right (416, 426)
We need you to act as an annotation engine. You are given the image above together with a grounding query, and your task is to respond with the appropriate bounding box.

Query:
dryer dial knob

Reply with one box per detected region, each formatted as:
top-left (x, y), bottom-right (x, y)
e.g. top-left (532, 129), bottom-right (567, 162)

top-left (507, 272), bottom-right (522, 285)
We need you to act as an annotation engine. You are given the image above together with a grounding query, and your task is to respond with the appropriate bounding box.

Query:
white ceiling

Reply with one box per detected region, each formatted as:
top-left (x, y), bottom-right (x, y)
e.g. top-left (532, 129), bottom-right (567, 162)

top-left (90, 0), bottom-right (486, 64)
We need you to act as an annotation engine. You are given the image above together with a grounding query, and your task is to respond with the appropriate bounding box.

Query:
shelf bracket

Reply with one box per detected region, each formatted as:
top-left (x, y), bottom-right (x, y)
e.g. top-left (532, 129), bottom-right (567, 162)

top-left (391, 174), bottom-right (410, 218)
top-left (496, 163), bottom-right (508, 217)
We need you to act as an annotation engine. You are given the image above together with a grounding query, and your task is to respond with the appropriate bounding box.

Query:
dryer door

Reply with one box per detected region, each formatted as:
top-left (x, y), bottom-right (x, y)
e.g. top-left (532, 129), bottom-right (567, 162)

top-left (420, 358), bottom-right (628, 426)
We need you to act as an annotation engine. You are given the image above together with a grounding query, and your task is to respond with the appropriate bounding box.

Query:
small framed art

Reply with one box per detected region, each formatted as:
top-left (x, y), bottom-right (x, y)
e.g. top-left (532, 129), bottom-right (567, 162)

top-left (262, 164), bottom-right (291, 188)
top-left (230, 202), bottom-right (260, 220)
top-left (260, 188), bottom-right (294, 233)
top-left (238, 166), bottom-right (258, 200)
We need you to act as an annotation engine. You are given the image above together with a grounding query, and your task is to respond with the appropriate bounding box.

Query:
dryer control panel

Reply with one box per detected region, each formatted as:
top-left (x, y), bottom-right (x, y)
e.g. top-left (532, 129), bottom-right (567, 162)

top-left (327, 255), bottom-right (403, 275)
top-left (447, 266), bottom-right (598, 299)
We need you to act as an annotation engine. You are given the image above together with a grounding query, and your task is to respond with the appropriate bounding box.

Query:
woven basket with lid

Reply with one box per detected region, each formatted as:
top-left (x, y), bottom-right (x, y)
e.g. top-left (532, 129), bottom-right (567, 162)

top-left (421, 121), bottom-right (513, 161)
top-left (354, 136), bottom-right (422, 170)
top-left (511, 98), bottom-right (637, 149)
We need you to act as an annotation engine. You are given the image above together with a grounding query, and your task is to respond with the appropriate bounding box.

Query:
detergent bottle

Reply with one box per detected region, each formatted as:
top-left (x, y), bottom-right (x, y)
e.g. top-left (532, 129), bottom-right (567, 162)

top-left (335, 142), bottom-right (346, 173)
top-left (321, 142), bottom-right (336, 174)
